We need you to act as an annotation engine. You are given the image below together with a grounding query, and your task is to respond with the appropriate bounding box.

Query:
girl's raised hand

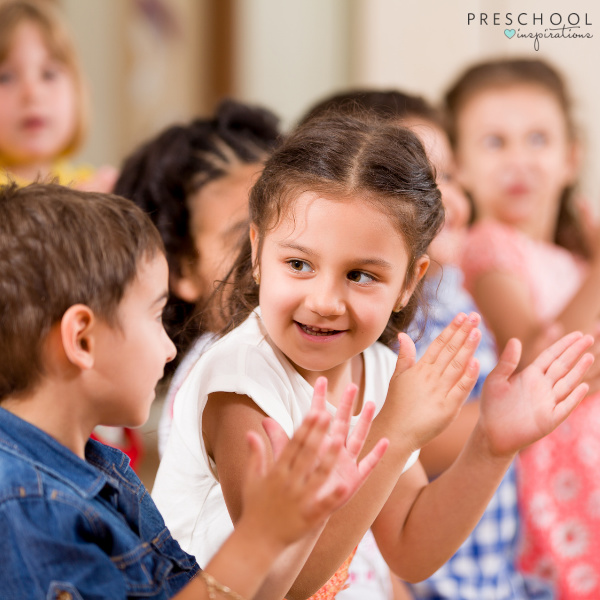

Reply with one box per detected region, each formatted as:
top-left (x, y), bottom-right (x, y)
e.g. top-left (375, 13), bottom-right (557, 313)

top-left (477, 331), bottom-right (594, 457)
top-left (241, 378), bottom-right (388, 549)
top-left (385, 312), bottom-right (482, 451)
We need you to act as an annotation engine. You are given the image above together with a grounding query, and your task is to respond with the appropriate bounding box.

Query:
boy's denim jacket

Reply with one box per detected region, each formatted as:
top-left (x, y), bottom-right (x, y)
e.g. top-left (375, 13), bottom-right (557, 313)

top-left (0, 408), bottom-right (199, 599)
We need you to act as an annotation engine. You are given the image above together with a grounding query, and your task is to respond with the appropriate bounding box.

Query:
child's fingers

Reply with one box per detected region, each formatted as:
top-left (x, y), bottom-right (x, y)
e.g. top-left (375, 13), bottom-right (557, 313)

top-left (532, 331), bottom-right (585, 373)
top-left (427, 313), bottom-right (480, 373)
top-left (271, 411), bottom-right (322, 470)
top-left (544, 334), bottom-right (594, 384)
top-left (345, 401), bottom-right (376, 459)
top-left (445, 357), bottom-right (480, 405)
top-left (394, 332), bottom-right (417, 374)
top-left (490, 338), bottom-right (522, 381)
top-left (356, 438), bottom-right (389, 481)
top-left (286, 412), bottom-right (332, 477)
top-left (551, 383), bottom-right (589, 426)
top-left (552, 353), bottom-right (595, 400)
top-left (439, 326), bottom-right (481, 384)
top-left (262, 418), bottom-right (292, 461)
top-left (422, 313), bottom-right (468, 364)
top-left (310, 376), bottom-right (328, 414)
top-left (329, 383), bottom-right (357, 441)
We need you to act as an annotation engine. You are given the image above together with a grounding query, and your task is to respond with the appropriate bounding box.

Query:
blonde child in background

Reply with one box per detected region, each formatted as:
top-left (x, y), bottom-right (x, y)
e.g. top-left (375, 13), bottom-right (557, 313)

top-left (153, 113), bottom-right (594, 600)
top-left (114, 99), bottom-right (282, 456)
top-left (0, 0), bottom-right (116, 190)
top-left (447, 57), bottom-right (600, 599)
top-left (0, 182), bottom-right (387, 599)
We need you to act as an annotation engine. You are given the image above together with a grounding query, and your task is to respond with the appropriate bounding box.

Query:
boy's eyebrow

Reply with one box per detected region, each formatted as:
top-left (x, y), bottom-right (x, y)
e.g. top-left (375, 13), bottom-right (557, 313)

top-left (277, 241), bottom-right (393, 270)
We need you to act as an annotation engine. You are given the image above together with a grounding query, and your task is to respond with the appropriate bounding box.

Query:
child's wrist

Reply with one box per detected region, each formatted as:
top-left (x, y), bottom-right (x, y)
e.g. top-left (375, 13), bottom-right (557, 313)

top-left (469, 420), bottom-right (518, 463)
top-left (233, 513), bottom-right (288, 568)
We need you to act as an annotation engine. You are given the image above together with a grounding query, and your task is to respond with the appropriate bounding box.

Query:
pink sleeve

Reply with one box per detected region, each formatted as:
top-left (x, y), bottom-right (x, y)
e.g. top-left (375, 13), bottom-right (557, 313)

top-left (460, 221), bottom-right (528, 295)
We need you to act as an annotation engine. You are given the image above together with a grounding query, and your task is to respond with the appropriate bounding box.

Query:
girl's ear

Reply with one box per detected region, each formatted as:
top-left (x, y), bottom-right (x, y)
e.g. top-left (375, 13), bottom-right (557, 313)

top-left (398, 255), bottom-right (430, 308)
top-left (170, 258), bottom-right (204, 304)
top-left (249, 223), bottom-right (260, 270)
top-left (565, 139), bottom-right (582, 185)
top-left (61, 304), bottom-right (96, 370)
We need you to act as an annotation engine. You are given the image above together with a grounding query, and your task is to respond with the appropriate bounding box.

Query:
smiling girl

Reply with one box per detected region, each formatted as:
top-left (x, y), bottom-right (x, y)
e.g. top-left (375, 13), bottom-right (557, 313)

top-left (153, 113), bottom-right (594, 600)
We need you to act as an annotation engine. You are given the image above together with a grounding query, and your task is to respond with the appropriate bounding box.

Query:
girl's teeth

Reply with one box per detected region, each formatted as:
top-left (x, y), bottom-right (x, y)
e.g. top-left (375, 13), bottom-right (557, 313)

top-left (301, 323), bottom-right (338, 336)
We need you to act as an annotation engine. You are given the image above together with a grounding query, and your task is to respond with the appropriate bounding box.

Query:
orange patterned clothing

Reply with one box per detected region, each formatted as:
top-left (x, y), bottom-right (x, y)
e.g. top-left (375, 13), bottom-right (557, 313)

top-left (296, 548), bottom-right (357, 600)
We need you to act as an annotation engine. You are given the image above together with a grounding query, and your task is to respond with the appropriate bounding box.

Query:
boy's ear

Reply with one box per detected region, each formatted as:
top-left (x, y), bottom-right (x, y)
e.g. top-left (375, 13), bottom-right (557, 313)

top-left (61, 304), bottom-right (96, 370)
top-left (398, 255), bottom-right (430, 308)
top-left (170, 259), bottom-right (204, 304)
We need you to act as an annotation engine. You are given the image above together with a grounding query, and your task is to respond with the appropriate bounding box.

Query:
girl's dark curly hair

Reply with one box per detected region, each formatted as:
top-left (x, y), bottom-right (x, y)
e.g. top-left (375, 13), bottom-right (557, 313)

top-left (114, 99), bottom-right (281, 365)
top-left (220, 113), bottom-right (444, 348)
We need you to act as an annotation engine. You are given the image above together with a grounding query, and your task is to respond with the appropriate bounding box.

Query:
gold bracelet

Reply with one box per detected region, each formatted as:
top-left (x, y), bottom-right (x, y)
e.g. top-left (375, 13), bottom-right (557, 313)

top-left (200, 571), bottom-right (246, 600)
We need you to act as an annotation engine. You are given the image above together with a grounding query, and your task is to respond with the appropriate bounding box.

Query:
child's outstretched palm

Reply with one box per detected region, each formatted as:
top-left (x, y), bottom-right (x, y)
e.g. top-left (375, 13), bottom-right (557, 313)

top-left (479, 332), bottom-right (594, 457)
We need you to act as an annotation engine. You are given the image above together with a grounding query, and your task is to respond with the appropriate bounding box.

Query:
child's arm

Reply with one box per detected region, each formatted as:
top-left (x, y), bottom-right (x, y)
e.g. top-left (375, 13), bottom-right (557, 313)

top-left (205, 313), bottom-right (483, 599)
top-left (417, 400), bottom-right (479, 477)
top-left (175, 400), bottom-right (385, 600)
top-left (472, 260), bottom-right (600, 367)
top-left (370, 331), bottom-right (593, 582)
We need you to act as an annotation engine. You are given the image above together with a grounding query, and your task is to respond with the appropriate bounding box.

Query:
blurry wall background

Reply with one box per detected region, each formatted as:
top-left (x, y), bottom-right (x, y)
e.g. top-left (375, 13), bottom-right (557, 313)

top-left (62, 0), bottom-right (600, 201)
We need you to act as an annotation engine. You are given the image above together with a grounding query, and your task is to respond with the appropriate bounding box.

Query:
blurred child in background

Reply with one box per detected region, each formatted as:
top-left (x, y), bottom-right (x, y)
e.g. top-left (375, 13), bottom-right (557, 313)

top-left (0, 0), bottom-right (116, 190)
top-left (448, 57), bottom-right (600, 600)
top-left (114, 98), bottom-right (281, 455)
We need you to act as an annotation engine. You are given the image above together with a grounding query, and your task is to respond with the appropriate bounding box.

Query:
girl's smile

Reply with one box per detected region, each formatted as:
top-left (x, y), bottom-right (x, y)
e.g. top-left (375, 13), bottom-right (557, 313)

top-left (252, 191), bottom-right (427, 394)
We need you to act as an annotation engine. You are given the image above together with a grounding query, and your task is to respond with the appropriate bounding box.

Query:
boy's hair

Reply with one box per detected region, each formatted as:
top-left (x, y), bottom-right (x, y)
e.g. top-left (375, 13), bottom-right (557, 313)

top-left (114, 99), bottom-right (281, 360)
top-left (221, 113), bottom-right (444, 347)
top-left (0, 0), bottom-right (88, 157)
top-left (300, 89), bottom-right (444, 130)
top-left (0, 183), bottom-right (164, 401)
top-left (445, 57), bottom-right (589, 258)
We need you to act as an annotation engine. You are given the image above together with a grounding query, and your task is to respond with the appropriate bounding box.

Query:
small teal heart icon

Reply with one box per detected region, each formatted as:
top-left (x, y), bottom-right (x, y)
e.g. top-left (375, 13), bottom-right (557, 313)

top-left (504, 29), bottom-right (516, 39)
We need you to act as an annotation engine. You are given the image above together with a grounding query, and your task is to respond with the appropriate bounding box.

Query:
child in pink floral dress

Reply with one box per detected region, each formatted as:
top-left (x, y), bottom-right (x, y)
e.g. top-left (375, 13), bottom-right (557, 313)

top-left (448, 58), bottom-right (600, 599)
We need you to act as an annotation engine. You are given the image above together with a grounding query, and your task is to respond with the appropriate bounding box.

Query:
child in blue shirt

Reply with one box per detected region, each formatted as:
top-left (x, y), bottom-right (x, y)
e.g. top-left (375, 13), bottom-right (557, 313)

top-left (0, 182), bottom-right (388, 600)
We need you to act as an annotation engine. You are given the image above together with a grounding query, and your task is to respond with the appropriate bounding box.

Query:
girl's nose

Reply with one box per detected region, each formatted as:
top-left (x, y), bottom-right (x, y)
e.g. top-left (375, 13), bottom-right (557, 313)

top-left (164, 332), bottom-right (177, 364)
top-left (20, 73), bottom-right (43, 103)
top-left (305, 278), bottom-right (345, 317)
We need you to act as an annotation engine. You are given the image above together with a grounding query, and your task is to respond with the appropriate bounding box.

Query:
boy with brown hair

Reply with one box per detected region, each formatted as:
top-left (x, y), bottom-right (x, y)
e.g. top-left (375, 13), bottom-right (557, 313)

top-left (0, 182), bottom-right (387, 600)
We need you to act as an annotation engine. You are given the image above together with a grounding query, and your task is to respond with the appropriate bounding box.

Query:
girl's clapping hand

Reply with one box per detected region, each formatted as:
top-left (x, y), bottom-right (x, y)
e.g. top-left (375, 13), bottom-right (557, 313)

top-left (385, 312), bottom-right (482, 452)
top-left (240, 377), bottom-right (388, 548)
top-left (477, 331), bottom-right (594, 457)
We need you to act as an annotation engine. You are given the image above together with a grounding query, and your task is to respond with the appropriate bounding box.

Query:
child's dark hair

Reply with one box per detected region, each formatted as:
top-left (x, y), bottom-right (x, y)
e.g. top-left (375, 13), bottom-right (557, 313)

top-left (114, 99), bottom-right (282, 362)
top-left (221, 114), bottom-right (444, 347)
top-left (445, 57), bottom-right (589, 258)
top-left (0, 182), bottom-right (164, 401)
top-left (300, 89), bottom-right (443, 129)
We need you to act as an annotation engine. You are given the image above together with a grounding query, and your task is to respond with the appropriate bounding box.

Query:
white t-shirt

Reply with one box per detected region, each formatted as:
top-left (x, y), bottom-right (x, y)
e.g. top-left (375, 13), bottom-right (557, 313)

top-left (152, 308), bottom-right (419, 567)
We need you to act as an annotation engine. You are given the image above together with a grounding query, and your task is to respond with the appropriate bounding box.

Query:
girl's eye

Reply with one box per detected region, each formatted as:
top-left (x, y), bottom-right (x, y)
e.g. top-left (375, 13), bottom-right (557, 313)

top-left (287, 259), bottom-right (312, 273)
top-left (347, 270), bottom-right (375, 284)
top-left (482, 135), bottom-right (503, 149)
top-left (42, 68), bottom-right (59, 81)
top-left (0, 71), bottom-right (14, 84)
top-left (438, 171), bottom-right (453, 184)
top-left (529, 131), bottom-right (548, 147)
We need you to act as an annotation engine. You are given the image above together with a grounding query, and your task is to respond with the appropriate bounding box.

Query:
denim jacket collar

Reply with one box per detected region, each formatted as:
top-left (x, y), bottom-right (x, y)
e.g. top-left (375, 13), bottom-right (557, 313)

top-left (0, 407), bottom-right (128, 499)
